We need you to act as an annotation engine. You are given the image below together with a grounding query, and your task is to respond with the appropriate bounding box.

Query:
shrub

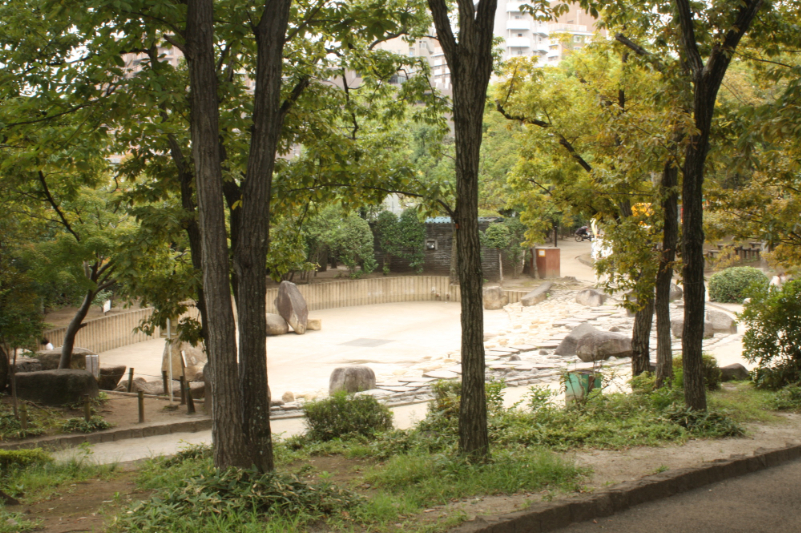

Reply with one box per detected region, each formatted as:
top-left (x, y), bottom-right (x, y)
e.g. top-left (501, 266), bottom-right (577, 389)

top-left (769, 385), bottom-right (801, 411)
top-left (114, 466), bottom-right (362, 532)
top-left (0, 449), bottom-right (52, 474)
top-left (303, 392), bottom-right (392, 442)
top-left (0, 412), bottom-right (45, 440)
top-left (740, 279), bottom-right (801, 389)
top-left (61, 416), bottom-right (113, 433)
top-left (662, 404), bottom-right (745, 437)
top-left (672, 353), bottom-right (722, 391)
top-left (708, 266), bottom-right (769, 303)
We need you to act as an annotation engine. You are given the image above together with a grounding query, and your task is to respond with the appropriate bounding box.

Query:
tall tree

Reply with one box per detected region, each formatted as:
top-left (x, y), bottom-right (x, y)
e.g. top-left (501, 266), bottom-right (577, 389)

top-left (426, 0), bottom-right (499, 459)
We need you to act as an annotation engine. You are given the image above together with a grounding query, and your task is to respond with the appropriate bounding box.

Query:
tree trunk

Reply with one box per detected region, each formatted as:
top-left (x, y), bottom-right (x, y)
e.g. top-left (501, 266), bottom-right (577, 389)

top-left (631, 296), bottom-right (654, 376)
top-left (675, 0), bottom-right (763, 411)
top-left (58, 289), bottom-right (94, 369)
top-left (497, 250), bottom-right (503, 286)
top-left (655, 161), bottom-right (678, 387)
top-left (232, 0), bottom-right (292, 473)
top-left (185, 0), bottom-right (248, 469)
top-left (427, 0), bottom-right (498, 460)
top-left (449, 226), bottom-right (458, 285)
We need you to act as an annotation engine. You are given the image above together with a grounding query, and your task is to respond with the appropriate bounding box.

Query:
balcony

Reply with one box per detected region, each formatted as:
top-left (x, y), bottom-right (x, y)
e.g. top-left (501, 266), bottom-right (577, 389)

top-left (550, 23), bottom-right (588, 33)
top-left (534, 42), bottom-right (550, 53)
top-left (506, 19), bottom-right (531, 31)
top-left (531, 23), bottom-right (549, 35)
top-left (507, 37), bottom-right (532, 48)
top-left (506, 2), bottom-right (523, 12)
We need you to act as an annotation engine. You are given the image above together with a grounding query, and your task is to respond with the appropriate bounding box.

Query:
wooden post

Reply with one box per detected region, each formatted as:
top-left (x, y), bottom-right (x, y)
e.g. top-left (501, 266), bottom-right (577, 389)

top-left (83, 394), bottom-right (91, 422)
top-left (186, 382), bottom-right (196, 415)
top-left (127, 368), bottom-right (134, 392)
top-left (138, 391), bottom-right (145, 423)
top-left (162, 371), bottom-right (169, 396)
top-left (179, 376), bottom-right (187, 405)
top-left (20, 404), bottom-right (28, 430)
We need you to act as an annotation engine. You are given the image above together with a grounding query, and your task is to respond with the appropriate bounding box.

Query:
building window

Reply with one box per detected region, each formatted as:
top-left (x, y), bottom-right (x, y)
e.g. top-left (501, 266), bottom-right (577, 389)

top-left (517, 33), bottom-right (523, 37)
top-left (573, 35), bottom-right (583, 42)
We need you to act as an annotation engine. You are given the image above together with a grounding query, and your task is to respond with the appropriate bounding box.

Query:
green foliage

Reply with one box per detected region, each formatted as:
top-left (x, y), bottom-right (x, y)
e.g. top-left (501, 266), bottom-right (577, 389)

top-left (303, 392), bottom-right (393, 442)
top-left (662, 405), bottom-right (745, 438)
top-left (114, 463), bottom-right (362, 533)
top-left (672, 354), bottom-right (722, 391)
top-left (0, 509), bottom-right (40, 533)
top-left (0, 412), bottom-right (45, 440)
top-left (60, 416), bottom-right (113, 434)
top-left (0, 449), bottom-right (52, 474)
top-left (328, 213), bottom-right (377, 278)
top-left (374, 208), bottom-right (426, 273)
top-left (741, 280), bottom-right (801, 389)
top-left (708, 266), bottom-right (769, 303)
top-left (481, 222), bottom-right (511, 250)
top-left (769, 386), bottom-right (801, 411)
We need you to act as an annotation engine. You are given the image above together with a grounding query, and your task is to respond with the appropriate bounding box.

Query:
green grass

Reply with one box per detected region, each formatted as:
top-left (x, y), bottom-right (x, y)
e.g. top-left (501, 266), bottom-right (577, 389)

top-left (709, 382), bottom-right (781, 423)
top-left (0, 508), bottom-right (40, 533)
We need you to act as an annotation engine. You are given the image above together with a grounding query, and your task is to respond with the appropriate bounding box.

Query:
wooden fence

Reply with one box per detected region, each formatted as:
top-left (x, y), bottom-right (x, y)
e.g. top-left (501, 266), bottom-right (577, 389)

top-left (43, 277), bottom-right (532, 353)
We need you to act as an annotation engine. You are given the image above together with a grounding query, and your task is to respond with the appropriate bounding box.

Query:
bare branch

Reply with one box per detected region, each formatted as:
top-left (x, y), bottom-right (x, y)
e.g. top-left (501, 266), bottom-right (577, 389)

top-left (37, 171), bottom-right (81, 242)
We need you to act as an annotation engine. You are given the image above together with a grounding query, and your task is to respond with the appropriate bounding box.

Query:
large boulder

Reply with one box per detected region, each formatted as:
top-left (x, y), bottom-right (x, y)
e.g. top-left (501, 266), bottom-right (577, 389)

top-left (521, 282), bottom-right (553, 306)
top-left (98, 365), bottom-right (126, 391)
top-left (576, 289), bottom-right (607, 307)
top-left (670, 317), bottom-right (714, 339)
top-left (275, 281), bottom-right (309, 334)
top-left (669, 283), bottom-right (683, 302)
top-left (266, 313), bottom-right (289, 336)
top-left (575, 331), bottom-right (632, 362)
top-left (720, 363), bottom-right (750, 382)
top-left (329, 366), bottom-right (376, 395)
top-left (35, 347), bottom-right (95, 370)
top-left (554, 323), bottom-right (599, 356)
top-left (162, 339), bottom-right (207, 382)
top-left (483, 286), bottom-right (508, 310)
top-left (706, 310), bottom-right (737, 334)
top-left (15, 370), bottom-right (99, 405)
top-left (13, 356), bottom-right (43, 373)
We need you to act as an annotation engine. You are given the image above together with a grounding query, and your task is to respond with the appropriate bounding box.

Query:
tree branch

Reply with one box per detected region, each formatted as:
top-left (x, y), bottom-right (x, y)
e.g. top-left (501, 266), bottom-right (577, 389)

top-left (427, 0), bottom-right (458, 61)
top-left (37, 171), bottom-right (80, 242)
top-left (674, 0), bottom-right (704, 76)
top-left (614, 33), bottom-right (665, 73)
top-left (279, 76), bottom-right (311, 119)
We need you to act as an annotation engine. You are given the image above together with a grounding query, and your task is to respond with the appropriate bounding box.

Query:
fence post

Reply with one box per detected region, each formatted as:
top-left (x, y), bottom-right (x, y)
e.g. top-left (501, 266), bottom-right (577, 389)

top-left (138, 391), bottom-right (145, 423)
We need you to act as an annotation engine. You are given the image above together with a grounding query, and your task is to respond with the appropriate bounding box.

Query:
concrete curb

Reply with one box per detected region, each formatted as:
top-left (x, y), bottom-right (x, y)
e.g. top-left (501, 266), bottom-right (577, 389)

top-left (449, 442), bottom-right (801, 533)
top-left (0, 417), bottom-right (213, 451)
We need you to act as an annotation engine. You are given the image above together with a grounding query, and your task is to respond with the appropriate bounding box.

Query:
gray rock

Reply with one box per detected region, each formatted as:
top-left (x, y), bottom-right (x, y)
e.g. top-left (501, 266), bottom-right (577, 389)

top-left (608, 326), bottom-right (621, 333)
top-left (521, 282), bottom-right (553, 306)
top-left (282, 391), bottom-right (295, 403)
top-left (576, 289), bottom-right (608, 307)
top-left (35, 347), bottom-right (95, 370)
top-left (721, 363), bottom-right (750, 382)
top-left (538, 349), bottom-right (548, 355)
top-left (13, 356), bottom-right (43, 373)
top-left (15, 370), bottom-right (99, 405)
top-left (670, 317), bottom-right (714, 339)
top-left (266, 313), bottom-right (290, 336)
top-left (98, 365), bottom-right (126, 391)
top-left (329, 366), bottom-right (376, 394)
top-left (575, 331), bottom-right (632, 362)
top-left (163, 339), bottom-right (207, 381)
top-left (706, 310), bottom-right (737, 334)
top-left (115, 376), bottom-right (147, 392)
top-left (275, 281), bottom-right (309, 334)
top-left (554, 323), bottom-right (600, 356)
top-left (669, 283), bottom-right (683, 302)
top-left (483, 286), bottom-right (508, 310)
top-left (509, 354), bottom-right (521, 361)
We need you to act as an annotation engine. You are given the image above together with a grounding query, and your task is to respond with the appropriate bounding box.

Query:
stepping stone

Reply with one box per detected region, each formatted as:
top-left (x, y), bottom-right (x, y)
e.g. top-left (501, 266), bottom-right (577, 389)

top-left (535, 341), bottom-right (560, 349)
top-left (377, 385), bottom-right (415, 393)
top-left (510, 344), bottom-right (536, 352)
top-left (397, 377), bottom-right (437, 384)
top-left (444, 365), bottom-right (463, 374)
top-left (423, 370), bottom-right (460, 380)
top-left (491, 347), bottom-right (520, 355)
top-left (485, 356), bottom-right (501, 362)
top-left (486, 350), bottom-right (513, 357)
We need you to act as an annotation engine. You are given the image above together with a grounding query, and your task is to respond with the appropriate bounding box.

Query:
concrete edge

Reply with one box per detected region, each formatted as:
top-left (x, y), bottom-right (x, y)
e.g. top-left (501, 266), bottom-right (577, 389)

top-left (448, 442), bottom-right (801, 533)
top-left (0, 417), bottom-right (214, 452)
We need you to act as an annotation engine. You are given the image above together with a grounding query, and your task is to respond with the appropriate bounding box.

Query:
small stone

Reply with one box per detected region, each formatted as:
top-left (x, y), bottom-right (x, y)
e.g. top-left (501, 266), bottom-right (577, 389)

top-left (509, 355), bottom-right (521, 361)
top-left (307, 318), bottom-right (322, 331)
top-left (282, 391), bottom-right (295, 403)
top-left (539, 349), bottom-right (548, 355)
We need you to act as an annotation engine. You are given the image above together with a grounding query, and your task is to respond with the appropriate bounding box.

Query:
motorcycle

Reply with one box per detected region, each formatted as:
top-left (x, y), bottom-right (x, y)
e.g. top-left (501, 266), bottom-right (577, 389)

top-left (574, 230), bottom-right (592, 242)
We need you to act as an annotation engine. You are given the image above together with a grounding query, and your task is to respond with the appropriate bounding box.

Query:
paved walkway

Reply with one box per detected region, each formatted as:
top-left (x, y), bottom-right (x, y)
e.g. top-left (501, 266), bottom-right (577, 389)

top-left (553, 457), bottom-right (801, 532)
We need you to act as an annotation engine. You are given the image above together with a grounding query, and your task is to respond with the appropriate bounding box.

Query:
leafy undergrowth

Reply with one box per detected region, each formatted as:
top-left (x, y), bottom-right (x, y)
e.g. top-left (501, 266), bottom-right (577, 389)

top-left (0, 395), bottom-right (113, 440)
top-left (110, 380), bottom-right (791, 532)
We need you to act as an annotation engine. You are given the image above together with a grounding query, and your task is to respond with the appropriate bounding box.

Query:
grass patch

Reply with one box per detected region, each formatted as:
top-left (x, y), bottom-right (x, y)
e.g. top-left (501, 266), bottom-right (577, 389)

top-left (709, 382), bottom-right (781, 423)
top-left (0, 508), bottom-right (40, 533)
top-left (0, 447), bottom-right (117, 503)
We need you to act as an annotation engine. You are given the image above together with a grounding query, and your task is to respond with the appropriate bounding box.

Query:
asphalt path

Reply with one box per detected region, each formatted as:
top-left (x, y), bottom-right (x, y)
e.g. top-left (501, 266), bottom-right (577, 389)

top-left (552, 457), bottom-right (801, 533)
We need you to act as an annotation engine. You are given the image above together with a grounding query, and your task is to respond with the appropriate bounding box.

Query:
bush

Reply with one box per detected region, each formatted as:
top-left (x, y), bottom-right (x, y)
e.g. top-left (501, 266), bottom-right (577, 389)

top-left (0, 412), bottom-right (45, 440)
top-left (740, 279), bottom-right (801, 389)
top-left (303, 392), bottom-right (392, 442)
top-left (0, 449), bottom-right (52, 474)
top-left (114, 466), bottom-right (362, 532)
top-left (61, 416), bottom-right (113, 433)
top-left (708, 266), bottom-right (769, 303)
top-left (769, 385), bottom-right (801, 411)
top-left (672, 353), bottom-right (722, 391)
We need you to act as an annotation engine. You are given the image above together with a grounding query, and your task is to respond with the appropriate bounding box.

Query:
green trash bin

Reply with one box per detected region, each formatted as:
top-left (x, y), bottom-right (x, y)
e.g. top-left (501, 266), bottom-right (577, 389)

top-left (565, 370), bottom-right (602, 404)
